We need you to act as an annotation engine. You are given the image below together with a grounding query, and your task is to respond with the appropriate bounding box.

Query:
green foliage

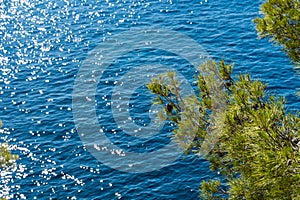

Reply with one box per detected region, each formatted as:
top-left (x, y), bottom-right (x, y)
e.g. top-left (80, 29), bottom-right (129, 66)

top-left (0, 121), bottom-right (18, 169)
top-left (254, 0), bottom-right (300, 64)
top-left (147, 1), bottom-right (300, 199)
top-left (0, 143), bottom-right (18, 169)
top-left (200, 179), bottom-right (226, 200)
top-left (147, 60), bottom-right (300, 199)
top-left (0, 120), bottom-right (18, 200)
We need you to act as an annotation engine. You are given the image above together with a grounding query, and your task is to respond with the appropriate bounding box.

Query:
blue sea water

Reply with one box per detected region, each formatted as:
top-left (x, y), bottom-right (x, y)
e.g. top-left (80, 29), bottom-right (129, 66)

top-left (0, 0), bottom-right (299, 199)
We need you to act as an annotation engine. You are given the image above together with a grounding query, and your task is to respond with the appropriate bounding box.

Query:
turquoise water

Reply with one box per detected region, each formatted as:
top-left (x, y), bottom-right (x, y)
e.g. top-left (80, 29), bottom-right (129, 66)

top-left (0, 0), bottom-right (299, 199)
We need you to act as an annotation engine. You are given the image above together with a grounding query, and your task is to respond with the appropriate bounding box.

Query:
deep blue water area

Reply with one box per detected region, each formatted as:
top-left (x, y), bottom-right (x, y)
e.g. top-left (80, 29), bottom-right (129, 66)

top-left (0, 0), bottom-right (299, 199)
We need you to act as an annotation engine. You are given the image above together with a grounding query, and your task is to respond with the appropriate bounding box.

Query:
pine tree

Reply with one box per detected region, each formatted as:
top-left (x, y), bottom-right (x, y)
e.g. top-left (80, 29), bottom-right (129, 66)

top-left (0, 121), bottom-right (18, 200)
top-left (147, 60), bottom-right (300, 199)
top-left (254, 0), bottom-right (300, 64)
top-left (0, 121), bottom-right (17, 169)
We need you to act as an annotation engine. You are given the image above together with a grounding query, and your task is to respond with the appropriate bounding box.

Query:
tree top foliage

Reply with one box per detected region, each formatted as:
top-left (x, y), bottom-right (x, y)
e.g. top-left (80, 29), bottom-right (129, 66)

top-left (254, 0), bottom-right (300, 64)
